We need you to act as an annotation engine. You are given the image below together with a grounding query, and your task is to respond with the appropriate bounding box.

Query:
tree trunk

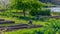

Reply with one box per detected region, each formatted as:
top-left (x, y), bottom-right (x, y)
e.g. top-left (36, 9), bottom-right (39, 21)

top-left (23, 10), bottom-right (26, 16)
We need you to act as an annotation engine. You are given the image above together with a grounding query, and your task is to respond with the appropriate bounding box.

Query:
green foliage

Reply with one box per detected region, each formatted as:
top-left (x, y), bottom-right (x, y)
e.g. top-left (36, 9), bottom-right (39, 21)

top-left (11, 0), bottom-right (40, 10)
top-left (0, 11), bottom-right (60, 34)
top-left (45, 19), bottom-right (60, 34)
top-left (10, 0), bottom-right (52, 16)
top-left (47, 19), bottom-right (60, 29)
top-left (0, 0), bottom-right (58, 34)
top-left (44, 28), bottom-right (54, 34)
top-left (29, 9), bottom-right (51, 16)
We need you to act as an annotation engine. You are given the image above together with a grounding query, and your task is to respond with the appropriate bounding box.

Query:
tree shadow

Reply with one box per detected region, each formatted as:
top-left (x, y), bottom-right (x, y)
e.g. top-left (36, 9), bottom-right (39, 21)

top-left (12, 15), bottom-right (49, 22)
top-left (17, 16), bottom-right (49, 22)
top-left (19, 16), bottom-right (31, 20)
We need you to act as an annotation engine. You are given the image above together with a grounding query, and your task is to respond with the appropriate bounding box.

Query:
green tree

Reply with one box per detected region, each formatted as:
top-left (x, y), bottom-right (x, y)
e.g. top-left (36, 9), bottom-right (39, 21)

top-left (10, 0), bottom-right (44, 16)
top-left (29, 9), bottom-right (51, 16)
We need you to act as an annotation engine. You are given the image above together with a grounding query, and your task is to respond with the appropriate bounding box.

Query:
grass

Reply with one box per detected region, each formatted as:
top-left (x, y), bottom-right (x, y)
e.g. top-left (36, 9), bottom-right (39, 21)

top-left (0, 14), bottom-right (56, 34)
top-left (0, 10), bottom-right (59, 34)
top-left (0, 15), bottom-right (47, 26)
top-left (51, 12), bottom-right (60, 16)
top-left (5, 27), bottom-right (44, 34)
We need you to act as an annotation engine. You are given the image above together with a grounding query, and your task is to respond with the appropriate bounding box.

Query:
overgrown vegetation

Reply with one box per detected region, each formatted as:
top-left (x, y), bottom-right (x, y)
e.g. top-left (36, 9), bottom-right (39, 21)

top-left (29, 9), bottom-right (51, 16)
top-left (0, 0), bottom-right (59, 34)
top-left (4, 19), bottom-right (60, 34)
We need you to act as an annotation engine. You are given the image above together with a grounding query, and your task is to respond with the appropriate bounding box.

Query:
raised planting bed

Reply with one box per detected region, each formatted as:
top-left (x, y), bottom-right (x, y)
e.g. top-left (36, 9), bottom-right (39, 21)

top-left (0, 21), bottom-right (15, 24)
top-left (0, 24), bottom-right (43, 31)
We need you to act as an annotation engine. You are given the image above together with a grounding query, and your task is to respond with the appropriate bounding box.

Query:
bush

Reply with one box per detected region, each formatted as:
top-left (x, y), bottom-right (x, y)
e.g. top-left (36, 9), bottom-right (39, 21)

top-left (45, 19), bottom-right (60, 34)
top-left (29, 9), bottom-right (51, 16)
top-left (29, 9), bottom-right (38, 16)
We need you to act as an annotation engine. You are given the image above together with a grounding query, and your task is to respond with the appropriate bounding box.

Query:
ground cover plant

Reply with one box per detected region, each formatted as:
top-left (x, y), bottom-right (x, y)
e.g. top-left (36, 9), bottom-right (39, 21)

top-left (0, 0), bottom-right (59, 34)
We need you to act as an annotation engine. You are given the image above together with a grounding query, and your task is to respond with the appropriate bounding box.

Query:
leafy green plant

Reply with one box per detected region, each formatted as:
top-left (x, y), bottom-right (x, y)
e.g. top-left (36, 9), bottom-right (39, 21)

top-left (45, 19), bottom-right (60, 34)
top-left (29, 9), bottom-right (51, 16)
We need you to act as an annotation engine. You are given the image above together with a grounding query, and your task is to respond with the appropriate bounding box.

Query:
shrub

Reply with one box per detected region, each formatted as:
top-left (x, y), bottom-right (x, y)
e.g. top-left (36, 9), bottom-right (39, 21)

top-left (45, 19), bottom-right (60, 34)
top-left (29, 9), bottom-right (38, 16)
top-left (29, 9), bottom-right (51, 16)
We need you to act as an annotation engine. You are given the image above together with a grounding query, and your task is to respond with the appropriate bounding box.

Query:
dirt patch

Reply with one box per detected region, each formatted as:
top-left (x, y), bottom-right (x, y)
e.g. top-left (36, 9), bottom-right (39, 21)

top-left (0, 21), bottom-right (15, 24)
top-left (0, 24), bottom-right (43, 32)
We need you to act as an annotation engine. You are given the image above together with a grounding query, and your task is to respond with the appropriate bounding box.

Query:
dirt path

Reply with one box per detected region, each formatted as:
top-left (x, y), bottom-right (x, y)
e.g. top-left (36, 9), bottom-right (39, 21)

top-left (0, 24), bottom-right (43, 32)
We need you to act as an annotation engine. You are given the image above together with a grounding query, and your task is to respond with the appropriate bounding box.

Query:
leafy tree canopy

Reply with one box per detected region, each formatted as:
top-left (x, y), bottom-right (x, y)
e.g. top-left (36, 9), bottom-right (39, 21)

top-left (10, 0), bottom-right (45, 10)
